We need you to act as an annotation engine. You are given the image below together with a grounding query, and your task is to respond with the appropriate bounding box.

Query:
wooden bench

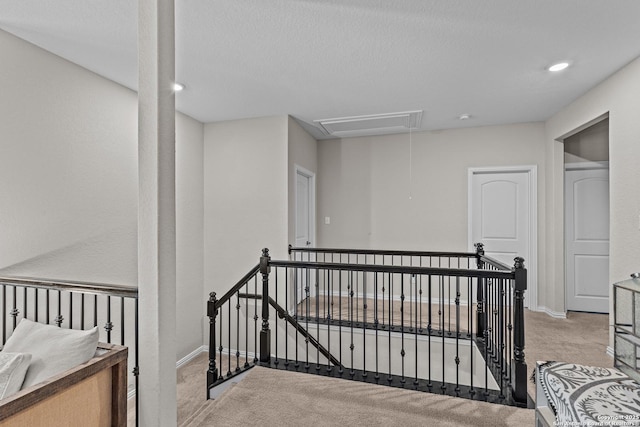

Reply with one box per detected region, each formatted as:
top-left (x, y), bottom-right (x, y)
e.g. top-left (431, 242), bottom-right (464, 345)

top-left (0, 342), bottom-right (128, 427)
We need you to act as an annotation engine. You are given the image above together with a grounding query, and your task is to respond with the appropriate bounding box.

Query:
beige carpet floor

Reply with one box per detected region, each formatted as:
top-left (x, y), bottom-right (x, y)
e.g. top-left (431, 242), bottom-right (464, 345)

top-left (183, 366), bottom-right (533, 427)
top-left (128, 308), bottom-right (612, 426)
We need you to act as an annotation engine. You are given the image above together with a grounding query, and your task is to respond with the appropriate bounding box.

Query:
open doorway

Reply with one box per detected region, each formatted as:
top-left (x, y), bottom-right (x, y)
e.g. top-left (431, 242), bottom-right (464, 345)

top-left (564, 118), bottom-right (610, 313)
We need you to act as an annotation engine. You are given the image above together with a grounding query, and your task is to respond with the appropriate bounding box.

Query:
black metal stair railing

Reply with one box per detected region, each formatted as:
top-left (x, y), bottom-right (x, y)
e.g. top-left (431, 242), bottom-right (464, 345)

top-left (207, 260), bottom-right (344, 392)
top-left (207, 245), bottom-right (528, 407)
top-left (0, 275), bottom-right (140, 425)
top-left (207, 264), bottom-right (260, 391)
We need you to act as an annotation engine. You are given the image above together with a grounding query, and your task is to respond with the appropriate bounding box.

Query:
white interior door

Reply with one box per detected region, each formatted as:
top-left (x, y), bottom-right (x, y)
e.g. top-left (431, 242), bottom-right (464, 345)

top-left (295, 167), bottom-right (315, 303)
top-left (470, 168), bottom-right (535, 308)
top-left (295, 171), bottom-right (312, 248)
top-left (565, 165), bottom-right (609, 313)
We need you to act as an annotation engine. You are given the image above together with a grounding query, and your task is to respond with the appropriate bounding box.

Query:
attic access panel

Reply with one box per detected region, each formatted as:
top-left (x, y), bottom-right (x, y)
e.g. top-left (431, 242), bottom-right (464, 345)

top-left (315, 111), bottom-right (422, 137)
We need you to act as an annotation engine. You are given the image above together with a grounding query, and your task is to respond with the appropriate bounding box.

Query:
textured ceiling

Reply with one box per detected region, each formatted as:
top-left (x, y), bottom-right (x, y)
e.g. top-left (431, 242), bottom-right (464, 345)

top-left (1, 0), bottom-right (639, 139)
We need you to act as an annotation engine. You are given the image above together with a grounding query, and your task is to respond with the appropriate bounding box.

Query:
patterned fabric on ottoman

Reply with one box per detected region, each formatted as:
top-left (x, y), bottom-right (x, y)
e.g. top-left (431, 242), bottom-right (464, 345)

top-left (539, 361), bottom-right (640, 426)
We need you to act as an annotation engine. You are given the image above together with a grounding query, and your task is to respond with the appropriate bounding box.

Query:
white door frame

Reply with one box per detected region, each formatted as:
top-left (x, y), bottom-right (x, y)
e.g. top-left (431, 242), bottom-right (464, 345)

top-left (294, 164), bottom-right (316, 248)
top-left (467, 165), bottom-right (538, 311)
top-left (564, 161), bottom-right (609, 313)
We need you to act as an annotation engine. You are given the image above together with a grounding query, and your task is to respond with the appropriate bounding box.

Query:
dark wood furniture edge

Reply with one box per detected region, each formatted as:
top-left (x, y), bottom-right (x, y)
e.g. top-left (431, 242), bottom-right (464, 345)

top-left (0, 342), bottom-right (128, 423)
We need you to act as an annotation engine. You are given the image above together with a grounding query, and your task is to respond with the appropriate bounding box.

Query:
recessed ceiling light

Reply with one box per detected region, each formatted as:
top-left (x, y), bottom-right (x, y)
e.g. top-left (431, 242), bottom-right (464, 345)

top-left (173, 82), bottom-right (185, 91)
top-left (548, 62), bottom-right (569, 72)
top-left (458, 114), bottom-right (471, 120)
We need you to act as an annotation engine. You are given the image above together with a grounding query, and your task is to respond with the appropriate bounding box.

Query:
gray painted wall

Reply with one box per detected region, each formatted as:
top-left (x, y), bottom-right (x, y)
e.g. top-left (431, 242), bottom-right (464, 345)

top-left (316, 123), bottom-right (546, 253)
top-left (0, 29), bottom-right (204, 361)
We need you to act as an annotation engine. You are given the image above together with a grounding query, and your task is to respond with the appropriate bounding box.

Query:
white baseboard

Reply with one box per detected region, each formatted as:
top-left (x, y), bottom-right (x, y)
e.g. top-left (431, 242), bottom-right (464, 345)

top-left (606, 346), bottom-right (614, 358)
top-left (177, 345), bottom-right (207, 369)
top-left (537, 306), bottom-right (567, 319)
top-left (127, 345), bottom-right (210, 401)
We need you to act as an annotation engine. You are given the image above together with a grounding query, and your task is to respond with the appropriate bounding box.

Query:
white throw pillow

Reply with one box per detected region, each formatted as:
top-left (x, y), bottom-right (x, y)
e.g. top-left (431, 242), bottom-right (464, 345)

top-left (2, 318), bottom-right (99, 388)
top-left (0, 352), bottom-right (32, 399)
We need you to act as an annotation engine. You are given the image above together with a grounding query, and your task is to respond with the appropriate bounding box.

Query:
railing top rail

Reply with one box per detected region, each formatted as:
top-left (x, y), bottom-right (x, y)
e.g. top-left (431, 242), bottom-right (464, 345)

top-left (0, 275), bottom-right (138, 299)
top-left (479, 255), bottom-right (513, 271)
top-left (215, 264), bottom-right (261, 308)
top-left (288, 246), bottom-right (477, 259)
top-left (270, 260), bottom-right (516, 280)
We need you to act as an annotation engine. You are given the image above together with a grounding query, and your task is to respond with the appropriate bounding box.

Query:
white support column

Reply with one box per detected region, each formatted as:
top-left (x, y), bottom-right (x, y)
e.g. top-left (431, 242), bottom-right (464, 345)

top-left (138, 0), bottom-right (177, 425)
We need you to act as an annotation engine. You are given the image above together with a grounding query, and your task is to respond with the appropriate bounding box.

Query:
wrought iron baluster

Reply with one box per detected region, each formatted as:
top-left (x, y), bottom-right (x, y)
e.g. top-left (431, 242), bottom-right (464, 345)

top-left (11, 286), bottom-right (19, 330)
top-left (323, 263), bottom-right (328, 329)
top-left (46, 289), bottom-right (50, 325)
top-left (69, 291), bottom-right (73, 329)
top-left (362, 271), bottom-right (367, 378)
top-left (80, 294), bottom-right (85, 330)
top-left (409, 261), bottom-right (413, 332)
top-left (382, 262), bottom-right (386, 329)
top-left (387, 272), bottom-right (392, 384)
top-left (218, 302), bottom-right (223, 380)
top-left (119, 298), bottom-right (125, 345)
top-left (294, 268), bottom-right (299, 369)
top-left (338, 269), bottom-right (343, 375)
top-left (55, 290), bottom-right (63, 327)
top-left (455, 277), bottom-right (460, 394)
top-left (23, 287), bottom-right (27, 321)
top-left (400, 274), bottom-right (405, 384)
top-left (348, 271), bottom-right (354, 377)
top-left (2, 284), bottom-right (6, 344)
top-left (469, 279), bottom-right (475, 396)
top-left (305, 268), bottom-right (310, 371)
top-left (326, 269), bottom-right (332, 372)
top-left (467, 276), bottom-right (471, 338)
top-left (316, 268), bottom-right (320, 371)
top-left (254, 275), bottom-right (258, 364)
top-left (284, 269), bottom-right (289, 367)
top-left (227, 299), bottom-right (231, 376)
top-left (355, 255), bottom-right (359, 327)
top-left (207, 292), bottom-right (218, 395)
top-left (374, 272), bottom-right (379, 381)
top-left (245, 279), bottom-right (250, 368)
top-left (483, 277), bottom-right (490, 396)
top-left (414, 274), bottom-right (419, 386)
top-left (441, 276), bottom-right (446, 391)
top-left (507, 276), bottom-right (513, 384)
top-left (427, 275), bottom-right (432, 389)
top-left (33, 288), bottom-right (40, 322)
top-left (134, 296), bottom-right (140, 427)
top-left (447, 275), bottom-right (452, 336)
top-left (105, 295), bottom-right (113, 342)
top-left (235, 291), bottom-right (240, 372)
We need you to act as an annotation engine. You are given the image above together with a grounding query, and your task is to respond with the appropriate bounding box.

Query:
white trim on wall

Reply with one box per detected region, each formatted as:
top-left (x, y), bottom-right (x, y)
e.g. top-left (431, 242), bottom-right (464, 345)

top-left (565, 161), bottom-right (609, 171)
top-left (128, 345), bottom-right (211, 400)
top-left (606, 346), bottom-right (614, 358)
top-left (467, 165), bottom-right (539, 311)
top-left (537, 306), bottom-right (567, 319)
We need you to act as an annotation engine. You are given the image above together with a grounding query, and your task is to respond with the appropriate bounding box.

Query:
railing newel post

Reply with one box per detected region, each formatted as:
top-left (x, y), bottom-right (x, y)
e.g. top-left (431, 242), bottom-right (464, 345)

top-left (206, 291), bottom-right (218, 397)
top-left (512, 256), bottom-right (527, 404)
top-left (260, 248), bottom-right (271, 363)
top-left (474, 243), bottom-right (485, 340)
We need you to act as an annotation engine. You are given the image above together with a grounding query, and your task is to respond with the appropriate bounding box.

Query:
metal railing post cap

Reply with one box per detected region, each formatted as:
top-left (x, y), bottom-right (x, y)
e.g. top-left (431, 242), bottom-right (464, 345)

top-left (209, 292), bottom-right (217, 302)
top-left (260, 248), bottom-right (271, 274)
top-left (474, 242), bottom-right (484, 256)
top-left (513, 257), bottom-right (525, 269)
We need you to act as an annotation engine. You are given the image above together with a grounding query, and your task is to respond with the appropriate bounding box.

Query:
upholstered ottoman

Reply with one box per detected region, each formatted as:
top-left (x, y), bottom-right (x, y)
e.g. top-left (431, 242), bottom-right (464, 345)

top-left (536, 361), bottom-right (640, 427)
